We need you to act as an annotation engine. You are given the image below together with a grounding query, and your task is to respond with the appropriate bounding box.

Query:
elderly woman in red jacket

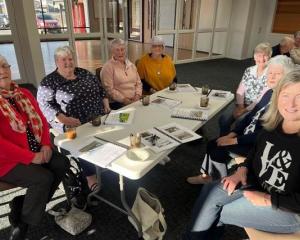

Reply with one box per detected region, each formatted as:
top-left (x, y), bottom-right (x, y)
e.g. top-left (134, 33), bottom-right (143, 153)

top-left (0, 55), bottom-right (69, 240)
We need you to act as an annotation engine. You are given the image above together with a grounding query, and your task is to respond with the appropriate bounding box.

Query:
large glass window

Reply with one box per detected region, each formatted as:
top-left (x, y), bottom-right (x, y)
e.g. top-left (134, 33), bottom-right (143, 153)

top-left (0, 1), bottom-right (20, 80)
top-left (0, 0), bottom-right (11, 35)
top-left (34, 0), bottom-right (67, 34)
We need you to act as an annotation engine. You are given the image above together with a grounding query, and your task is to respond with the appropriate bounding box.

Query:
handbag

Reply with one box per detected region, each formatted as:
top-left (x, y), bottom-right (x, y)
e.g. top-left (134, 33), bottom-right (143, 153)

top-left (48, 206), bottom-right (92, 235)
top-left (129, 188), bottom-right (167, 240)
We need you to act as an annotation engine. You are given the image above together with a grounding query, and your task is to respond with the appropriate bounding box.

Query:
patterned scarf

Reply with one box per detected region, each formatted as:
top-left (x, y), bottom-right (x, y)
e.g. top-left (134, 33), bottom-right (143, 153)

top-left (0, 82), bottom-right (43, 142)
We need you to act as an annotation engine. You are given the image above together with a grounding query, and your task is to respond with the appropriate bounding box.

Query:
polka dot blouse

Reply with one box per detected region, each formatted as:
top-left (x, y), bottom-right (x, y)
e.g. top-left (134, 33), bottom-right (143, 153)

top-left (37, 67), bottom-right (107, 133)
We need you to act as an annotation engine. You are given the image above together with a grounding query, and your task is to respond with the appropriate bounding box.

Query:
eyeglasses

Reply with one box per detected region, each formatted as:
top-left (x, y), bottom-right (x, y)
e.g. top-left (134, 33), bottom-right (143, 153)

top-left (0, 64), bottom-right (11, 69)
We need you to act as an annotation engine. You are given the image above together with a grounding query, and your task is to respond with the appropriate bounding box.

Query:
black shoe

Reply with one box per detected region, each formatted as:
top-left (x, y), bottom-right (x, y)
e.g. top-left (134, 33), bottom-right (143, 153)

top-left (9, 195), bottom-right (25, 227)
top-left (9, 222), bottom-right (28, 240)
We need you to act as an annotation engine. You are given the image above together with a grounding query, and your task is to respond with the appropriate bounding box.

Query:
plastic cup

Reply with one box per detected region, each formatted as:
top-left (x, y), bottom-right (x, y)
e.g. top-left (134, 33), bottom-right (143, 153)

top-left (65, 127), bottom-right (77, 139)
top-left (200, 95), bottom-right (209, 108)
top-left (130, 133), bottom-right (141, 148)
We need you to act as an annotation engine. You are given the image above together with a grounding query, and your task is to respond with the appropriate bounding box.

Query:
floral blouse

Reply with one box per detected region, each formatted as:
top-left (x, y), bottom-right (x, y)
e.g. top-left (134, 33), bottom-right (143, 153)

top-left (236, 65), bottom-right (268, 106)
top-left (37, 67), bottom-right (106, 133)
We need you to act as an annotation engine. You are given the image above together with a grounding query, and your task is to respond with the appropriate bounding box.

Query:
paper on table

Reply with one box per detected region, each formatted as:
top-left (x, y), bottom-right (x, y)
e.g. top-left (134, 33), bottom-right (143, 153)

top-left (104, 109), bottom-right (135, 125)
top-left (79, 142), bottom-right (127, 168)
top-left (140, 128), bottom-right (180, 153)
top-left (176, 84), bottom-right (198, 92)
top-left (151, 96), bottom-right (181, 109)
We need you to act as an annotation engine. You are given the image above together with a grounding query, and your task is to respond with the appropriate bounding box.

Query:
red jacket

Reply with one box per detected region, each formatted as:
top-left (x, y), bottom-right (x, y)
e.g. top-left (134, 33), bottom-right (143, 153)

top-left (0, 88), bottom-right (51, 177)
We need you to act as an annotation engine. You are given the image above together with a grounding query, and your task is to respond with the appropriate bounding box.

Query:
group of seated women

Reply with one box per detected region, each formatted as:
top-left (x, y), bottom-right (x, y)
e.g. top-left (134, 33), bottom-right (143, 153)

top-left (0, 36), bottom-right (176, 240)
top-left (184, 42), bottom-right (300, 239)
top-left (0, 36), bottom-right (300, 240)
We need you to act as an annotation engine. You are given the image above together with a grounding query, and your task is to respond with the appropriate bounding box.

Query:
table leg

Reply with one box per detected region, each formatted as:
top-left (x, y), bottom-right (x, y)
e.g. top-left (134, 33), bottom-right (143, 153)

top-left (86, 168), bottom-right (143, 238)
top-left (119, 175), bottom-right (143, 238)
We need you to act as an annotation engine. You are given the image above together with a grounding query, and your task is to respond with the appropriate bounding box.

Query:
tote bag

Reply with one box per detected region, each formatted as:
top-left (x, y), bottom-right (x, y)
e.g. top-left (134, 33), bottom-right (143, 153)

top-left (129, 188), bottom-right (167, 240)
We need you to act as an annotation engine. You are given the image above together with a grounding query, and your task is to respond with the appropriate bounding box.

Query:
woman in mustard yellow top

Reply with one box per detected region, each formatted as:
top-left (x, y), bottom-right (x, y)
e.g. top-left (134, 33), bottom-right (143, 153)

top-left (137, 36), bottom-right (177, 94)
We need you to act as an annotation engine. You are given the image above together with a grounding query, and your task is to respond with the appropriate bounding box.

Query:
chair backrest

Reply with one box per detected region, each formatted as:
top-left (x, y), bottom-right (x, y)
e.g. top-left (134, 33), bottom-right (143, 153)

top-left (19, 83), bottom-right (38, 97)
top-left (245, 228), bottom-right (300, 240)
top-left (95, 67), bottom-right (103, 81)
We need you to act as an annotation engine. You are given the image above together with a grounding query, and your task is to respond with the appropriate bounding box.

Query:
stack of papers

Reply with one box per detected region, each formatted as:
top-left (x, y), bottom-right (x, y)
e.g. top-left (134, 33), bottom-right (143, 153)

top-left (140, 123), bottom-right (201, 153)
top-left (77, 140), bottom-right (127, 168)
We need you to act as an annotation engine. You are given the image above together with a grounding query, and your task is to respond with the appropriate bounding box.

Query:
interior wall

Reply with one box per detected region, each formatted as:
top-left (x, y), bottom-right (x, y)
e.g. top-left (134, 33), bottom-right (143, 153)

top-left (235, 0), bottom-right (295, 59)
top-left (226, 0), bottom-right (251, 59)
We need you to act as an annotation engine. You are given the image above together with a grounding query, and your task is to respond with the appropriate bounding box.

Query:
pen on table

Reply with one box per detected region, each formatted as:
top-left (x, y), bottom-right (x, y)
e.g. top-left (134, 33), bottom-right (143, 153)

top-left (207, 89), bottom-right (212, 97)
top-left (151, 134), bottom-right (157, 146)
top-left (103, 110), bottom-right (111, 125)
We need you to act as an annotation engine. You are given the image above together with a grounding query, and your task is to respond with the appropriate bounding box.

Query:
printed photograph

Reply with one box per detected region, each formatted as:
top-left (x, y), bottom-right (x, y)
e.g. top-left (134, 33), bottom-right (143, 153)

top-left (175, 131), bottom-right (194, 141)
top-left (164, 126), bottom-right (180, 133)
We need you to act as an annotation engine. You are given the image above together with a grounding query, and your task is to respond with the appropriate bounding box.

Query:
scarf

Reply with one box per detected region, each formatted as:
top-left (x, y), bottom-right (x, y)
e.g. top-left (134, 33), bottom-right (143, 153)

top-left (0, 82), bottom-right (43, 143)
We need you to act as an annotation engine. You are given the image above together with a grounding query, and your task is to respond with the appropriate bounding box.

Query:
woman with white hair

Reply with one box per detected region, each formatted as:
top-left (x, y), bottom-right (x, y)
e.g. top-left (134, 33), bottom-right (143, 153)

top-left (183, 68), bottom-right (300, 239)
top-left (187, 55), bottom-right (294, 185)
top-left (0, 55), bottom-right (69, 239)
top-left (271, 36), bottom-right (295, 58)
top-left (137, 35), bottom-right (177, 94)
top-left (101, 38), bottom-right (142, 109)
top-left (37, 45), bottom-right (109, 192)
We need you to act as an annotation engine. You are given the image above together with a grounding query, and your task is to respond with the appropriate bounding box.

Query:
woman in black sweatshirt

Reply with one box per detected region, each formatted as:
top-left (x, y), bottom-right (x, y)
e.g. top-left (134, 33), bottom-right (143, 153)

top-left (183, 69), bottom-right (300, 240)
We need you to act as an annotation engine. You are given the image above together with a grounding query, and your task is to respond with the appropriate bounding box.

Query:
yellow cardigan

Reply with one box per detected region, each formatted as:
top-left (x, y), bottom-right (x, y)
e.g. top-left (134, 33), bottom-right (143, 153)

top-left (137, 54), bottom-right (176, 91)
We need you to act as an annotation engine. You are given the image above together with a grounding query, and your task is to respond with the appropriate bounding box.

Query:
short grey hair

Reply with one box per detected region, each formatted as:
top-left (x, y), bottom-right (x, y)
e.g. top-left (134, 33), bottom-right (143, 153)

top-left (254, 42), bottom-right (272, 58)
top-left (262, 68), bottom-right (300, 134)
top-left (0, 55), bottom-right (8, 64)
top-left (290, 48), bottom-right (300, 64)
top-left (54, 46), bottom-right (74, 61)
top-left (110, 38), bottom-right (126, 50)
top-left (280, 36), bottom-right (295, 47)
top-left (268, 55), bottom-right (294, 74)
top-left (294, 31), bottom-right (300, 38)
top-left (151, 36), bottom-right (165, 47)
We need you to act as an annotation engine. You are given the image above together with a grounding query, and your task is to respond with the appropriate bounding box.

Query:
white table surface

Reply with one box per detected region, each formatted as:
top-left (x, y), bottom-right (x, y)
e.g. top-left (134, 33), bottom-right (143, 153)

top-left (54, 88), bottom-right (234, 180)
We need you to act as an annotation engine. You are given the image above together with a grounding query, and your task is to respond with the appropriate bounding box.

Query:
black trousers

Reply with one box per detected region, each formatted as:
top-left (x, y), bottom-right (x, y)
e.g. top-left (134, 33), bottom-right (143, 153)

top-left (0, 151), bottom-right (69, 226)
top-left (201, 138), bottom-right (253, 179)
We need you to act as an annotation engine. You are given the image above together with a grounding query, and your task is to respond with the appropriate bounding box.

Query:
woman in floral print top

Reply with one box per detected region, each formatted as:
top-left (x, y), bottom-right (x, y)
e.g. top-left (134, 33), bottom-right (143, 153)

top-left (219, 43), bottom-right (272, 134)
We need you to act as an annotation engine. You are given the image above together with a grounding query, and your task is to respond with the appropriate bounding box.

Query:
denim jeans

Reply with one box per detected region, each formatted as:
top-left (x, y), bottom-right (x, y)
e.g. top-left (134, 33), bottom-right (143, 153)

top-left (183, 181), bottom-right (300, 240)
